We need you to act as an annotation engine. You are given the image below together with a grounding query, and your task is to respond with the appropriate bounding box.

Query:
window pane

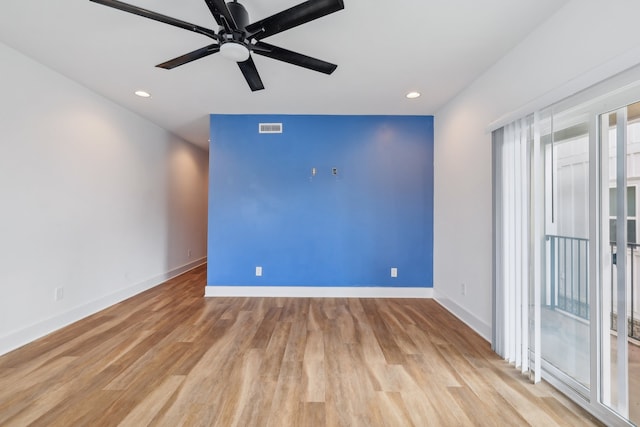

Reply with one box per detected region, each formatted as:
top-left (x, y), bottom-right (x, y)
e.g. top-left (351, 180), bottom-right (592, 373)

top-left (628, 219), bottom-right (636, 244)
top-left (543, 107), bottom-right (590, 389)
top-left (628, 186), bottom-right (636, 216)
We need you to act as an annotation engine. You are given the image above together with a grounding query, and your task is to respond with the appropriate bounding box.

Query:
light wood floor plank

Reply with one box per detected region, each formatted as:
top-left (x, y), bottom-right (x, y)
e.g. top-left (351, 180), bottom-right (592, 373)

top-left (117, 375), bottom-right (185, 427)
top-left (0, 265), bottom-right (604, 426)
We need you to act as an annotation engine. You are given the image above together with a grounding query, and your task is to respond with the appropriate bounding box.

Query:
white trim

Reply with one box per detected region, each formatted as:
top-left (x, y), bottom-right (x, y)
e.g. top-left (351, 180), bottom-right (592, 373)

top-left (0, 258), bottom-right (207, 357)
top-left (205, 286), bottom-right (433, 299)
top-left (542, 368), bottom-right (632, 427)
top-left (487, 46), bottom-right (640, 133)
top-left (434, 294), bottom-right (492, 342)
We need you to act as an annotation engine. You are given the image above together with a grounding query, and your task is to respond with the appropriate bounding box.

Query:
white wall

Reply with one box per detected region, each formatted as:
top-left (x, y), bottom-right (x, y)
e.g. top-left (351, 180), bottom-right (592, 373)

top-left (0, 42), bottom-right (208, 355)
top-left (434, 0), bottom-right (640, 340)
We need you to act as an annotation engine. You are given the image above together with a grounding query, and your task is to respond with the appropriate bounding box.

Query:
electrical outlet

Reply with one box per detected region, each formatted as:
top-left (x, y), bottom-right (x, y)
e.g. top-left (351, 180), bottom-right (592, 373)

top-left (55, 287), bottom-right (64, 301)
top-left (256, 266), bottom-right (263, 277)
top-left (391, 267), bottom-right (398, 278)
top-left (188, 249), bottom-right (192, 258)
top-left (461, 283), bottom-right (466, 296)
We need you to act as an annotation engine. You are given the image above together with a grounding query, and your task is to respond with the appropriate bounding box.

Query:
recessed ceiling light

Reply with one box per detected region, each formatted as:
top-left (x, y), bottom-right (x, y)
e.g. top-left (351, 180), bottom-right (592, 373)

top-left (406, 91), bottom-right (421, 99)
top-left (135, 90), bottom-right (151, 98)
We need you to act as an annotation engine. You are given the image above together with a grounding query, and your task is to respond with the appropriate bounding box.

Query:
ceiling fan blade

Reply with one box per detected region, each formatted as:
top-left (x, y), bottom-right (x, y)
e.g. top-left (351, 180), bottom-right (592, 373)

top-left (237, 57), bottom-right (265, 91)
top-left (253, 42), bottom-right (337, 74)
top-left (245, 0), bottom-right (344, 40)
top-left (204, 0), bottom-right (238, 31)
top-left (156, 44), bottom-right (220, 69)
top-left (90, 0), bottom-right (217, 39)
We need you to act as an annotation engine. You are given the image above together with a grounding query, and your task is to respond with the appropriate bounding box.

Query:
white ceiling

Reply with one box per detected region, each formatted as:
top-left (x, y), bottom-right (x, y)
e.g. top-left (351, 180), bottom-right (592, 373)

top-left (0, 0), bottom-right (567, 149)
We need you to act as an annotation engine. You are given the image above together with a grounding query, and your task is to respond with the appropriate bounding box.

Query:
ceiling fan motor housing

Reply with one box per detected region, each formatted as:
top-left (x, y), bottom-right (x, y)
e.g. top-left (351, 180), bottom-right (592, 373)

top-left (226, 1), bottom-right (249, 30)
top-left (218, 1), bottom-right (250, 61)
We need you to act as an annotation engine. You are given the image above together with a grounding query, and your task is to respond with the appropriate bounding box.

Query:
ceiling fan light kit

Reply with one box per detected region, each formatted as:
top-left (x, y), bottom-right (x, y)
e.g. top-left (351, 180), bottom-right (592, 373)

top-left (220, 42), bottom-right (250, 62)
top-left (89, 0), bottom-right (344, 91)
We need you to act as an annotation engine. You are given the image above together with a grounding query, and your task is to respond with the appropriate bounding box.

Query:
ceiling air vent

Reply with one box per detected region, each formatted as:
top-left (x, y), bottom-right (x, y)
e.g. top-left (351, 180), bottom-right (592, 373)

top-left (259, 123), bottom-right (283, 134)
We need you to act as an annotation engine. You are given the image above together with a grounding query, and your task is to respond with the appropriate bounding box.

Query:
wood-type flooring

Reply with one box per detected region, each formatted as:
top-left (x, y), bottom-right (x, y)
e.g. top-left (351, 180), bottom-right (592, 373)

top-left (0, 265), bottom-right (603, 426)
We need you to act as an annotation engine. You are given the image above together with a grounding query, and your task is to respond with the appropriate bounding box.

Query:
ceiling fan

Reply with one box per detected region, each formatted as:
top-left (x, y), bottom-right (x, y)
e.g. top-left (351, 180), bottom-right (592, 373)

top-left (89, 0), bottom-right (344, 91)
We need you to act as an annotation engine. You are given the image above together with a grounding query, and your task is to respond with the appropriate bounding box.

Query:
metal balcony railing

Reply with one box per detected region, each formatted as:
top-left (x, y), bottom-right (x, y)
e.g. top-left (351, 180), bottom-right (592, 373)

top-left (544, 235), bottom-right (639, 340)
top-left (546, 235), bottom-right (590, 320)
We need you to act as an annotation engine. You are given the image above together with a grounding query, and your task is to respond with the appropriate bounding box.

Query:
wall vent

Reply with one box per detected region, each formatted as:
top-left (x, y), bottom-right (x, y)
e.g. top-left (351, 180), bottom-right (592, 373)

top-left (259, 123), bottom-right (283, 134)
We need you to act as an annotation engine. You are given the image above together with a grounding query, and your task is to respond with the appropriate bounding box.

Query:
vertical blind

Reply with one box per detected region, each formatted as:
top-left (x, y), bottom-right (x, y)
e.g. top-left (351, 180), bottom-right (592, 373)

top-left (493, 115), bottom-right (540, 382)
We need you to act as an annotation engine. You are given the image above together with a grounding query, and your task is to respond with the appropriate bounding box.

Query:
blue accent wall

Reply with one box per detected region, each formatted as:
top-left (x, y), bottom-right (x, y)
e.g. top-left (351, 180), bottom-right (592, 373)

top-left (207, 115), bottom-right (433, 288)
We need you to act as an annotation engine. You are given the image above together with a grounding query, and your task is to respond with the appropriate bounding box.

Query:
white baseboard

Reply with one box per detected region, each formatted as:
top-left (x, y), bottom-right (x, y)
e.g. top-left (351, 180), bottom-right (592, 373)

top-left (434, 294), bottom-right (492, 342)
top-left (0, 257), bottom-right (207, 357)
top-left (205, 286), bottom-right (434, 298)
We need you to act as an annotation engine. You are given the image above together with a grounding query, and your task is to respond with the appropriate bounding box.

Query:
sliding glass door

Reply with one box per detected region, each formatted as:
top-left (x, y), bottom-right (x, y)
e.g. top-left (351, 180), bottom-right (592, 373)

top-left (538, 95), bottom-right (640, 425)
top-left (539, 95), bottom-right (640, 425)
